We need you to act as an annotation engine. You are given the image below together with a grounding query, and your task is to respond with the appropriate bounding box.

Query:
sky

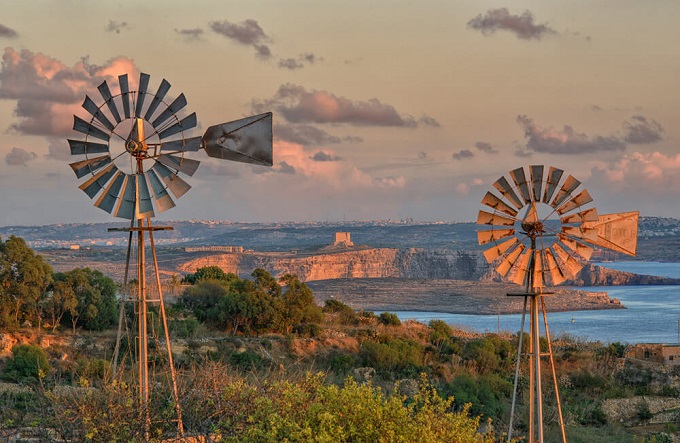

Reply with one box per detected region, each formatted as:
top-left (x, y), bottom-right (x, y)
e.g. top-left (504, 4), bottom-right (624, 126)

top-left (0, 0), bottom-right (679, 226)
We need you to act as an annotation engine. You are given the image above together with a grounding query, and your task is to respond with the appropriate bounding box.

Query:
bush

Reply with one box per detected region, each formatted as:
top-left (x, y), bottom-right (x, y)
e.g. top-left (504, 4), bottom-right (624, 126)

top-left (329, 353), bottom-right (357, 374)
top-left (229, 350), bottom-right (265, 370)
top-left (169, 317), bottom-right (203, 339)
top-left (2, 344), bottom-right (51, 383)
top-left (323, 299), bottom-right (358, 325)
top-left (360, 338), bottom-right (423, 374)
top-left (293, 322), bottom-right (324, 338)
top-left (378, 312), bottom-right (401, 326)
top-left (51, 369), bottom-right (496, 442)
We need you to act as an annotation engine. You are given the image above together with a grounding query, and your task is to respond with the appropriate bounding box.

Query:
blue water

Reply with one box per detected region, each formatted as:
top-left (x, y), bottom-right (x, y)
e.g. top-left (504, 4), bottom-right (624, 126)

top-left (388, 262), bottom-right (680, 345)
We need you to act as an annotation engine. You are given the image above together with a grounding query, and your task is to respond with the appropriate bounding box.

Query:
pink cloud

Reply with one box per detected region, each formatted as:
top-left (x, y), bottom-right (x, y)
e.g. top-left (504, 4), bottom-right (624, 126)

top-left (0, 48), bottom-right (139, 137)
top-left (271, 140), bottom-right (405, 190)
top-left (254, 84), bottom-right (440, 128)
top-left (592, 151), bottom-right (680, 192)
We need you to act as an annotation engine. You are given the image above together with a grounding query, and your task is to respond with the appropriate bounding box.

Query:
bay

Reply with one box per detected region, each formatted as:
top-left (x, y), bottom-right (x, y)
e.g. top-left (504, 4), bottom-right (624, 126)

top-left (387, 262), bottom-right (680, 345)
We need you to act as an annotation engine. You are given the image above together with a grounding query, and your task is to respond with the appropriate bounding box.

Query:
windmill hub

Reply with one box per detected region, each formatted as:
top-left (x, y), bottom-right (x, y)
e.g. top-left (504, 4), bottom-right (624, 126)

top-left (522, 220), bottom-right (544, 237)
top-left (125, 139), bottom-right (146, 155)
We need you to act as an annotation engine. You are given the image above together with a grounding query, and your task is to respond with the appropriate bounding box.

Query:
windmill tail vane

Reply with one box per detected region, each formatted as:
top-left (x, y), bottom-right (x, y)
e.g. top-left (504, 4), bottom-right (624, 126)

top-left (68, 72), bottom-right (273, 220)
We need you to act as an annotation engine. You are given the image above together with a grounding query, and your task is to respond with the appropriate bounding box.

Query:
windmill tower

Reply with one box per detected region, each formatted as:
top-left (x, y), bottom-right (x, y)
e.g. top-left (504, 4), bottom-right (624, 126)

top-left (67, 72), bottom-right (273, 439)
top-left (477, 165), bottom-right (638, 443)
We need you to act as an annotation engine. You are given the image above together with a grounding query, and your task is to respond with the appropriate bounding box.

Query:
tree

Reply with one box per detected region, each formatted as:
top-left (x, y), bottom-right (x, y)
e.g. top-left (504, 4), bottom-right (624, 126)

top-left (44, 280), bottom-right (78, 332)
top-left (0, 236), bottom-right (53, 327)
top-left (279, 273), bottom-right (323, 333)
top-left (56, 268), bottom-right (118, 332)
top-left (168, 274), bottom-right (182, 296)
top-left (182, 266), bottom-right (238, 285)
top-left (178, 281), bottom-right (229, 324)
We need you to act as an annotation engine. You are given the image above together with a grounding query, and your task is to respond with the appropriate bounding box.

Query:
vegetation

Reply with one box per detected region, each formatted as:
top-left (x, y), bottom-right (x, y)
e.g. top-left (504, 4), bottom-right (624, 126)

top-left (177, 269), bottom-right (323, 336)
top-left (0, 235), bottom-right (118, 332)
top-left (0, 240), bottom-right (677, 442)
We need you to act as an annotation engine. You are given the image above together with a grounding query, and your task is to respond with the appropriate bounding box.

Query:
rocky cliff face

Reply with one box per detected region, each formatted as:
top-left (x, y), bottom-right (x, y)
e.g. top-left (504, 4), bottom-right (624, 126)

top-left (178, 248), bottom-right (680, 286)
top-left (178, 248), bottom-right (484, 282)
top-left (568, 263), bottom-right (680, 286)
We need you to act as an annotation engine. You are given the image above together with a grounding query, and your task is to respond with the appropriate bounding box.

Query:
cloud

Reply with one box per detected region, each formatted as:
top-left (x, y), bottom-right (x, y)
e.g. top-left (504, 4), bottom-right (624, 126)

top-left (175, 28), bottom-right (204, 40)
top-left (45, 137), bottom-right (71, 161)
top-left (453, 149), bottom-right (474, 160)
top-left (514, 148), bottom-right (533, 158)
top-left (209, 19), bottom-right (272, 59)
top-left (277, 161), bottom-right (296, 174)
top-left (622, 115), bottom-right (664, 144)
top-left (468, 8), bottom-right (556, 40)
top-left (105, 20), bottom-right (130, 34)
top-left (278, 58), bottom-right (303, 70)
top-left (278, 53), bottom-right (323, 70)
top-left (5, 147), bottom-right (37, 166)
top-left (0, 47), bottom-right (138, 137)
top-left (275, 123), bottom-right (339, 145)
top-left (254, 84), bottom-right (440, 127)
top-left (272, 140), bottom-right (404, 190)
top-left (517, 114), bottom-right (626, 154)
top-left (0, 23), bottom-right (18, 39)
top-left (418, 115), bottom-right (441, 127)
top-left (590, 151), bottom-right (680, 195)
top-left (475, 141), bottom-right (498, 154)
top-left (310, 151), bottom-right (340, 162)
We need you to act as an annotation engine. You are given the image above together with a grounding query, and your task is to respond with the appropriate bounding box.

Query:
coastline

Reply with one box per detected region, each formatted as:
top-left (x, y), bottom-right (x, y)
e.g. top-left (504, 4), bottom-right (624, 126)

top-left (308, 278), bottom-right (624, 315)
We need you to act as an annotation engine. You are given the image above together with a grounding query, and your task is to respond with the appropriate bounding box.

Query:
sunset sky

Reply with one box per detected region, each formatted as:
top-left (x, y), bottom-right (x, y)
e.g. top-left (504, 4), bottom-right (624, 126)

top-left (1, 1), bottom-right (679, 226)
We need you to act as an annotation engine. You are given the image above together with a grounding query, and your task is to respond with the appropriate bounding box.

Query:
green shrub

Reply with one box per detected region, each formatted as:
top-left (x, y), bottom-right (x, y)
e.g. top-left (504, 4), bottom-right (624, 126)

top-left (443, 373), bottom-right (511, 418)
top-left (2, 344), bottom-right (50, 383)
top-left (360, 338), bottom-right (423, 374)
top-left (229, 350), bottom-right (265, 370)
top-left (169, 317), bottom-right (203, 339)
top-left (569, 370), bottom-right (609, 392)
top-left (293, 322), bottom-right (324, 338)
top-left (378, 312), bottom-right (401, 326)
top-left (323, 299), bottom-right (358, 325)
top-left (329, 353), bottom-right (356, 374)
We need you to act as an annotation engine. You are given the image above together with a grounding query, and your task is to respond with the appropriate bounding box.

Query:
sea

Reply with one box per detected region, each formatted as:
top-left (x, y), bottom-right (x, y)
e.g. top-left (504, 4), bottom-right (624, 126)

top-left (388, 262), bottom-right (680, 345)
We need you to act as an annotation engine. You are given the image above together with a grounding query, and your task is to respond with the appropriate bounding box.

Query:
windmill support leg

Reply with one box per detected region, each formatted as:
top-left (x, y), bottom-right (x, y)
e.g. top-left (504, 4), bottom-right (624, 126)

top-left (508, 296), bottom-right (528, 442)
top-left (137, 224), bottom-right (151, 439)
top-left (148, 220), bottom-right (184, 436)
top-left (530, 294), bottom-right (544, 443)
top-left (541, 297), bottom-right (567, 443)
top-left (112, 225), bottom-right (134, 381)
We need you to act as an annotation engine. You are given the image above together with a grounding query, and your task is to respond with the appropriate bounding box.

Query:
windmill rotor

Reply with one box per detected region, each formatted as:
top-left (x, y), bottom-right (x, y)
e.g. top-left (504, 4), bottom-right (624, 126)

top-left (477, 165), bottom-right (638, 288)
top-left (68, 72), bottom-right (273, 219)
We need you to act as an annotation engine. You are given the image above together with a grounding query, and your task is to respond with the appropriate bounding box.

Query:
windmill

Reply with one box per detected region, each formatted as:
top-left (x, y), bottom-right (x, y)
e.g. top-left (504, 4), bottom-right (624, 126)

top-left (476, 165), bottom-right (638, 443)
top-left (67, 72), bottom-right (273, 439)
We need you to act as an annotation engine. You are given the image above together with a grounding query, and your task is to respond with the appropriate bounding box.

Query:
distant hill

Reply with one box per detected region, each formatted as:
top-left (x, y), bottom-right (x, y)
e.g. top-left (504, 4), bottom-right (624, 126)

top-left (2, 216), bottom-right (680, 259)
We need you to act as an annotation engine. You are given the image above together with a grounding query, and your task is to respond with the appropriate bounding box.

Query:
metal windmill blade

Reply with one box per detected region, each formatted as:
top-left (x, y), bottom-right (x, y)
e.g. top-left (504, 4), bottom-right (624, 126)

top-left (68, 72), bottom-right (274, 219)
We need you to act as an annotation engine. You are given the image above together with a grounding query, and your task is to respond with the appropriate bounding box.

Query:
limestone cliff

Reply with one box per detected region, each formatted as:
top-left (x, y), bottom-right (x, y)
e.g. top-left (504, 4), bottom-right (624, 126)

top-left (178, 248), bottom-right (483, 282)
top-left (178, 248), bottom-right (680, 286)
